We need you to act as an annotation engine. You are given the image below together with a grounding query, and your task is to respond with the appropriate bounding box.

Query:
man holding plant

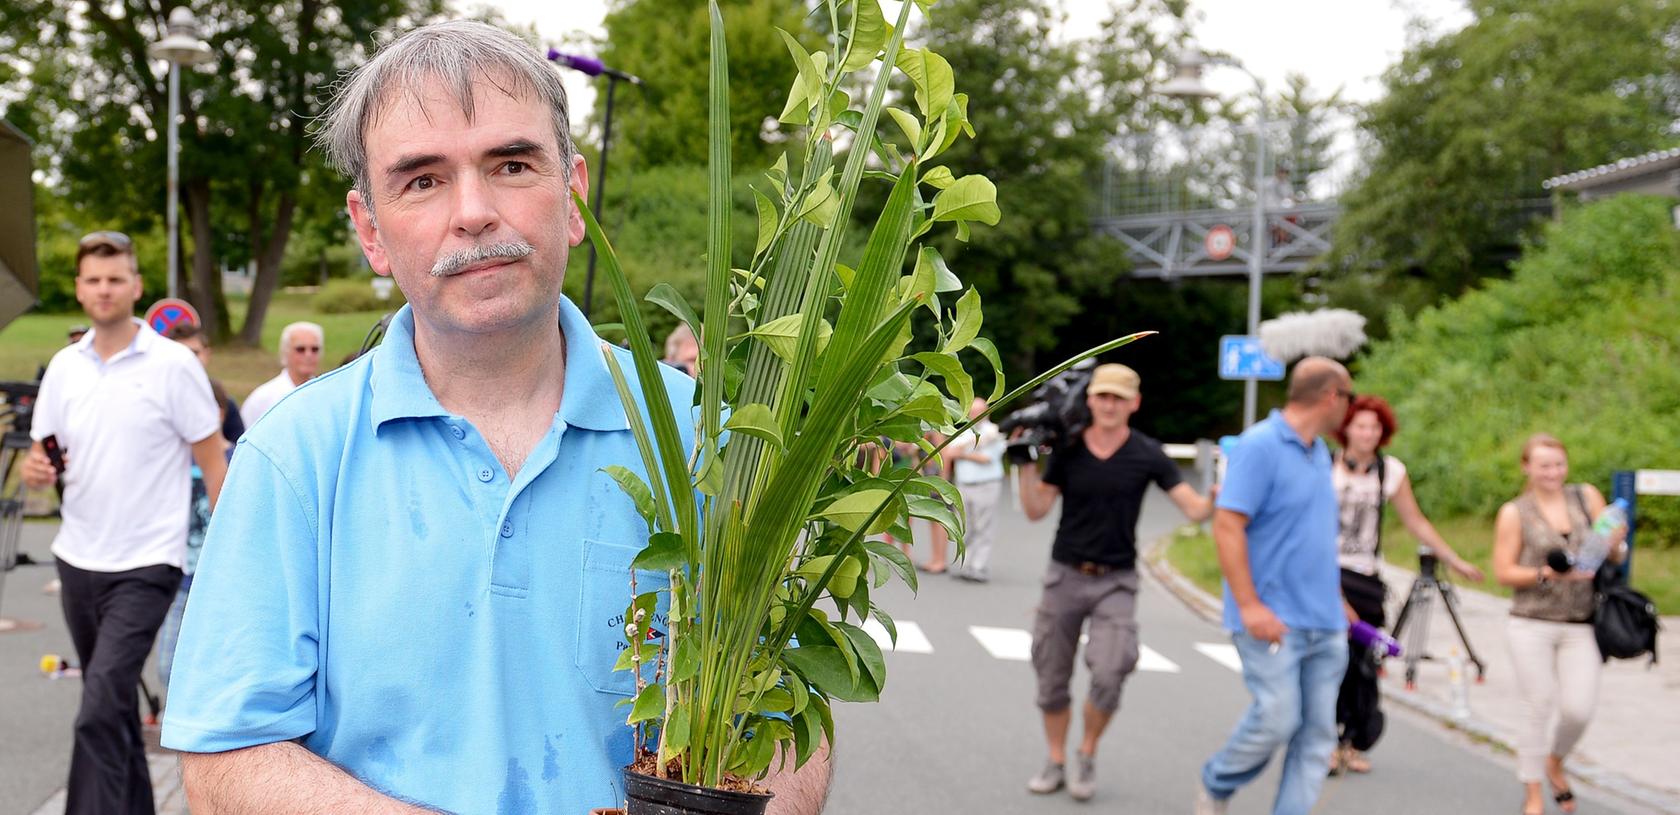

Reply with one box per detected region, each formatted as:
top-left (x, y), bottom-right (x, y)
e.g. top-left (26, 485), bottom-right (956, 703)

top-left (1016, 363), bottom-right (1216, 801)
top-left (159, 20), bottom-right (828, 815)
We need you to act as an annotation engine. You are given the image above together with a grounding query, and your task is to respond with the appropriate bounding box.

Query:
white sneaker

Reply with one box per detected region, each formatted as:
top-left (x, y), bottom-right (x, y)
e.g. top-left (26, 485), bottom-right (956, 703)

top-left (1194, 786), bottom-right (1229, 815)
top-left (1026, 760), bottom-right (1065, 794)
top-left (1068, 752), bottom-right (1097, 801)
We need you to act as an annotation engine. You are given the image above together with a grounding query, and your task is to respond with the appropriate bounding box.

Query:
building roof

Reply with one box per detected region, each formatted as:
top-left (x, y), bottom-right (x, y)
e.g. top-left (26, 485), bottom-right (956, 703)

top-left (1543, 146), bottom-right (1680, 191)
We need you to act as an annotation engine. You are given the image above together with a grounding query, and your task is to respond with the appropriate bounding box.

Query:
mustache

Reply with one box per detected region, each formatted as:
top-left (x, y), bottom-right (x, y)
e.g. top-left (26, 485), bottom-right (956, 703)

top-left (430, 240), bottom-right (536, 278)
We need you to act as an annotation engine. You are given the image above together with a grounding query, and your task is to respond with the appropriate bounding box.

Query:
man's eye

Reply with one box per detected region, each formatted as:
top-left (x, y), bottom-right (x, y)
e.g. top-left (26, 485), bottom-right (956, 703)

top-left (504, 161), bottom-right (528, 175)
top-left (409, 176), bottom-right (436, 191)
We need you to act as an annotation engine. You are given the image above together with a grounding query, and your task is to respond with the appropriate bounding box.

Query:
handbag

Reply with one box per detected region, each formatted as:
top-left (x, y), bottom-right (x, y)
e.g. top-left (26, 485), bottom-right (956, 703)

top-left (1593, 566), bottom-right (1660, 664)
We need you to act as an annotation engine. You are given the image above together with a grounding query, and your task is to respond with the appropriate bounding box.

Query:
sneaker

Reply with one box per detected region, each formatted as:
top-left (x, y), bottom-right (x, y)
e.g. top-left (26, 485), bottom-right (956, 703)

top-left (1026, 760), bottom-right (1065, 794)
top-left (1068, 752), bottom-right (1097, 801)
top-left (1194, 786), bottom-right (1229, 815)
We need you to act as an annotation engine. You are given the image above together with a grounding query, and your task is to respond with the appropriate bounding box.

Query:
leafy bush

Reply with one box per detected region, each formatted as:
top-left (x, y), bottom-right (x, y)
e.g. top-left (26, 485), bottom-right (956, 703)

top-left (311, 277), bottom-right (405, 313)
top-left (1356, 194), bottom-right (1680, 548)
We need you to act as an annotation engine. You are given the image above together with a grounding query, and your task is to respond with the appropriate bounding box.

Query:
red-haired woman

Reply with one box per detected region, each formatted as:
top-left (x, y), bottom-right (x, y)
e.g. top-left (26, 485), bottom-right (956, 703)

top-left (1493, 434), bottom-right (1626, 815)
top-left (1330, 395), bottom-right (1484, 775)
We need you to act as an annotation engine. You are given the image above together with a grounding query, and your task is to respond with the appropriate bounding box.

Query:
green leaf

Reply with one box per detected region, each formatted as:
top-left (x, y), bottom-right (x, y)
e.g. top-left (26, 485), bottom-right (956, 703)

top-left (885, 107), bottom-right (922, 152)
top-left (748, 313), bottom-right (833, 363)
top-left (912, 351), bottom-right (973, 409)
top-left (895, 47), bottom-right (954, 120)
top-left (833, 620), bottom-right (888, 693)
top-left (767, 153), bottom-right (790, 189)
top-left (908, 493), bottom-right (964, 542)
top-left (752, 187), bottom-right (779, 257)
top-left (842, 0), bottom-right (891, 72)
top-left (941, 288), bottom-right (983, 354)
top-left (599, 465), bottom-right (655, 530)
top-left (614, 641), bottom-right (663, 672)
top-left (930, 175), bottom-right (1001, 225)
top-left (777, 28), bottom-right (823, 124)
top-left (661, 704), bottom-right (691, 760)
top-left (624, 590), bottom-right (660, 646)
top-left (693, 446), bottom-right (723, 495)
top-left (630, 531), bottom-right (686, 572)
top-left (626, 682), bottom-right (664, 724)
top-left (782, 646), bottom-right (879, 702)
top-left (956, 220), bottom-right (971, 242)
top-left (670, 633), bottom-right (699, 682)
top-left (969, 337), bottom-right (1006, 401)
top-left (723, 403), bottom-right (784, 449)
top-left (916, 246), bottom-right (962, 293)
top-left (796, 175), bottom-right (840, 227)
top-left (901, 248), bottom-right (938, 315)
top-left (794, 704), bottom-right (823, 767)
top-left (921, 165), bottom-right (956, 189)
top-left (817, 489), bottom-right (894, 532)
top-left (864, 538), bottom-right (918, 592)
top-left (645, 284), bottom-right (702, 340)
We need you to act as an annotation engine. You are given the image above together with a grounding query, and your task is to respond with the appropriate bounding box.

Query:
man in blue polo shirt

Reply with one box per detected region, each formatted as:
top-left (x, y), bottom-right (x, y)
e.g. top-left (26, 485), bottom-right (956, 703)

top-left (1194, 357), bottom-right (1354, 815)
top-left (161, 20), bottom-right (829, 814)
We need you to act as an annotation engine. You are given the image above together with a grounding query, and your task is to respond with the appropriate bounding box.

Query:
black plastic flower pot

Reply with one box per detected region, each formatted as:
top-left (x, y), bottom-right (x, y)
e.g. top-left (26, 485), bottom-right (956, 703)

top-left (621, 768), bottom-right (773, 815)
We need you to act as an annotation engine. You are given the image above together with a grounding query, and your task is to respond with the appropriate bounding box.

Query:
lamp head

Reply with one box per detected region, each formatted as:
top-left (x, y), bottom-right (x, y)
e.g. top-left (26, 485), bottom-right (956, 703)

top-left (149, 7), bottom-right (213, 66)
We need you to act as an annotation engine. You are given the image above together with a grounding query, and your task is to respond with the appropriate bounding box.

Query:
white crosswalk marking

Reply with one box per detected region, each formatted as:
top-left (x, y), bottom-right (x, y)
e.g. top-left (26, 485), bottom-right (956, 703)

top-left (1136, 644), bottom-right (1181, 673)
top-left (969, 625), bottom-right (1033, 661)
top-left (1195, 642), bottom-right (1243, 672)
top-left (862, 618), bottom-right (934, 654)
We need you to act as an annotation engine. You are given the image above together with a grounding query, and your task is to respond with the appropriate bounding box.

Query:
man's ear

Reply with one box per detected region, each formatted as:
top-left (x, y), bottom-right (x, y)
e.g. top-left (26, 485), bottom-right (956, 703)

top-left (347, 190), bottom-right (392, 277)
top-left (566, 155), bottom-right (591, 248)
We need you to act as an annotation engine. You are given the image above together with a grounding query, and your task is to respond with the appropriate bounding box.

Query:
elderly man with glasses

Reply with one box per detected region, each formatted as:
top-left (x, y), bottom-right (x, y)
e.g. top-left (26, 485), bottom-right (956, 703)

top-left (21, 230), bottom-right (228, 815)
top-left (238, 321), bottom-right (324, 429)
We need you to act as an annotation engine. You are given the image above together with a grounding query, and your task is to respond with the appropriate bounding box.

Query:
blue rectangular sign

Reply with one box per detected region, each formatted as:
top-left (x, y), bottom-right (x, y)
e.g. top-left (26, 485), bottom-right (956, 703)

top-left (1219, 335), bottom-right (1285, 381)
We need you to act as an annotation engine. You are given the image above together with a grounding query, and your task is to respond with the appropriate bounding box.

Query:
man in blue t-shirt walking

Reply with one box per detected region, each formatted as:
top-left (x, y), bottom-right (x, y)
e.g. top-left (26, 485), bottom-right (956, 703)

top-left (1195, 357), bottom-right (1354, 815)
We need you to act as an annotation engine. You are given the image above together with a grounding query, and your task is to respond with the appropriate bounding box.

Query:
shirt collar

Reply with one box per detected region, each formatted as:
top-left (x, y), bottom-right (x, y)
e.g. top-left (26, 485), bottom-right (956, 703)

top-left (76, 318), bottom-right (155, 362)
top-left (1267, 408), bottom-right (1323, 453)
top-left (369, 296), bottom-right (629, 432)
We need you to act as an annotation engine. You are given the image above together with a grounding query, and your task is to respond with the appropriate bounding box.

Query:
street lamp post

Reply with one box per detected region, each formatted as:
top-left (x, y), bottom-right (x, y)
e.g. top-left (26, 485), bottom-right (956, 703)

top-left (148, 7), bottom-right (213, 304)
top-left (548, 50), bottom-right (645, 319)
top-left (1163, 46), bottom-right (1268, 429)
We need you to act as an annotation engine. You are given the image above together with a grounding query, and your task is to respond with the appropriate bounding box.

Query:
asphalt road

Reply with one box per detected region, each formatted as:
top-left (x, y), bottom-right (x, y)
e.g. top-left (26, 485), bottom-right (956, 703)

top-left (823, 484), bottom-right (1647, 815)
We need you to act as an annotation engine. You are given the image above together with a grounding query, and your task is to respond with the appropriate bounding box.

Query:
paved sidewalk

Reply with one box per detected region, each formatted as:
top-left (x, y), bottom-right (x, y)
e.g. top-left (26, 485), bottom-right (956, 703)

top-left (29, 749), bottom-right (186, 815)
top-left (1145, 535), bottom-right (1680, 815)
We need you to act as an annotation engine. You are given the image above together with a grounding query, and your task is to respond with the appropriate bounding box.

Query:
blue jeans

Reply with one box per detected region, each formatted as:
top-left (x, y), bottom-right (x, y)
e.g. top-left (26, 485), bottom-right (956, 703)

top-left (1201, 628), bottom-right (1348, 815)
top-left (155, 574), bottom-right (193, 691)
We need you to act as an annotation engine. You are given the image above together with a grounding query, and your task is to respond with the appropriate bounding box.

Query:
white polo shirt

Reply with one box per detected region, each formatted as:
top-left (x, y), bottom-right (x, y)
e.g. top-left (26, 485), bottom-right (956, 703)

top-left (31, 319), bottom-right (221, 572)
top-left (239, 370), bottom-right (298, 429)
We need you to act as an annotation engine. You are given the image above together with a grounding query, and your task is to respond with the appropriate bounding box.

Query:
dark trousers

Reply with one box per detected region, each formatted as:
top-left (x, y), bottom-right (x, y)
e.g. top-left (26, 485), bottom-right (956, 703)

top-left (1336, 568), bottom-right (1388, 752)
top-left (57, 559), bottom-right (181, 815)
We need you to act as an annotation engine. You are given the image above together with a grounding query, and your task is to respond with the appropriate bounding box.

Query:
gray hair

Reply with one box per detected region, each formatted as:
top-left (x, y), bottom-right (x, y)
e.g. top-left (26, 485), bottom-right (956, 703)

top-left (314, 20), bottom-right (576, 209)
top-left (278, 321), bottom-right (324, 366)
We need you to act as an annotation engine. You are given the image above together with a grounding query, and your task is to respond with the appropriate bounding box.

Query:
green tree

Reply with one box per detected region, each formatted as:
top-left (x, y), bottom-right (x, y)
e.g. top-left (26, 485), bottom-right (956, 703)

top-left (595, 0), bottom-right (813, 169)
top-left (0, 0), bottom-right (443, 340)
top-left (1327, 0), bottom-right (1680, 319)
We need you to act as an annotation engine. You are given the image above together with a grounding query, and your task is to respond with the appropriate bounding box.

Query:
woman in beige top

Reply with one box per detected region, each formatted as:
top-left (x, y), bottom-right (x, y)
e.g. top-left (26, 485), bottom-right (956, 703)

top-left (1492, 434), bottom-right (1627, 815)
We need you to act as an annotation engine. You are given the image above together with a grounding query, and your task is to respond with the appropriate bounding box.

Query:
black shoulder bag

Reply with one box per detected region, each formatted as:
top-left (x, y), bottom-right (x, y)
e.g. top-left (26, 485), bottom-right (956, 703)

top-left (1339, 456), bottom-right (1389, 626)
top-left (1573, 487), bottom-right (1661, 665)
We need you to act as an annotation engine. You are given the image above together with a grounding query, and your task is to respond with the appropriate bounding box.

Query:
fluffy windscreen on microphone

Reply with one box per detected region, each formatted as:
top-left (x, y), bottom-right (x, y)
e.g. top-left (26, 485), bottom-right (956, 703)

top-left (1258, 308), bottom-right (1368, 362)
top-left (1546, 549), bottom-right (1575, 574)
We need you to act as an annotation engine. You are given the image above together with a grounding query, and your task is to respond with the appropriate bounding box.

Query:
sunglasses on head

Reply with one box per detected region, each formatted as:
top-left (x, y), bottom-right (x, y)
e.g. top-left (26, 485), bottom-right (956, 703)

top-left (78, 231), bottom-right (133, 251)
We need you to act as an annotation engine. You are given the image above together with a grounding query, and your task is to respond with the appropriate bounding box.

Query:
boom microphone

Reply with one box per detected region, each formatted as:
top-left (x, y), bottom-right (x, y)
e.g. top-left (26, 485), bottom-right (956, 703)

top-left (1258, 308), bottom-right (1368, 362)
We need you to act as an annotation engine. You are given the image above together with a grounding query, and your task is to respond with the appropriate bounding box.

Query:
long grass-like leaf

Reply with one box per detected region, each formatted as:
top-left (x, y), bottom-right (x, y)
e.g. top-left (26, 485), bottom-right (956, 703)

top-left (600, 343), bottom-right (675, 535)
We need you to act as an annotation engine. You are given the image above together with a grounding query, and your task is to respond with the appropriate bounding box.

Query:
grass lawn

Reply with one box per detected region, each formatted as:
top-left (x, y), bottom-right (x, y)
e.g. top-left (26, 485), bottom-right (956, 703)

top-left (1162, 515), bottom-right (1680, 613)
top-left (0, 291), bottom-right (394, 401)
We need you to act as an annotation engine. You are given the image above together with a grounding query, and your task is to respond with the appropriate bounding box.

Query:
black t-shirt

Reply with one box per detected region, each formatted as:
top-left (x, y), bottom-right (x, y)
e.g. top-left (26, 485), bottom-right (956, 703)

top-left (1043, 430), bottom-right (1183, 570)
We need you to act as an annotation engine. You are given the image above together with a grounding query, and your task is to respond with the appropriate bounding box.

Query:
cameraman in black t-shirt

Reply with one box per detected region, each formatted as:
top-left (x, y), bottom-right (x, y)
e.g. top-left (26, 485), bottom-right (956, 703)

top-left (1016, 363), bottom-right (1216, 801)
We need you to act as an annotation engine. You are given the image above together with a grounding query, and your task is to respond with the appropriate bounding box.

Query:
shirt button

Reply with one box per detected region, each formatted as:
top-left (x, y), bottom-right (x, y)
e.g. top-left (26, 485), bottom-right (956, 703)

top-left (450, 425), bottom-right (465, 440)
top-left (500, 521), bottom-right (514, 538)
top-left (477, 468), bottom-right (494, 483)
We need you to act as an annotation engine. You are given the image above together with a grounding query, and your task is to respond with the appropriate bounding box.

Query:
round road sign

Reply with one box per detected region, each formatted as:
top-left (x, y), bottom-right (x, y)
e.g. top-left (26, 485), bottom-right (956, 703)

top-left (143, 298), bottom-right (201, 336)
top-left (1205, 225), bottom-right (1236, 261)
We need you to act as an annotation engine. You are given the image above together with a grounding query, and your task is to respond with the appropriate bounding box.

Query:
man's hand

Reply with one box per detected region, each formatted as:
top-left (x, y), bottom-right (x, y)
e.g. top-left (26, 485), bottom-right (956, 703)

top-left (20, 445), bottom-right (60, 489)
top-left (1239, 603), bottom-right (1287, 644)
top-left (1343, 600), bottom-right (1360, 626)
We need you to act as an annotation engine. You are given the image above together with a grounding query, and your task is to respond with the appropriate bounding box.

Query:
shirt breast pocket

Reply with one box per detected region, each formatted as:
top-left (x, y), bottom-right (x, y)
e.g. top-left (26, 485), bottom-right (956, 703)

top-left (573, 538), bottom-right (671, 696)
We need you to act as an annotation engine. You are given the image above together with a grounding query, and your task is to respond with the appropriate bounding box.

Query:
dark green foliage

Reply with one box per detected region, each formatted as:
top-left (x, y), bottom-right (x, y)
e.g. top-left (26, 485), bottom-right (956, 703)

top-left (1327, 0), bottom-right (1680, 321)
top-left (1357, 195), bottom-right (1680, 548)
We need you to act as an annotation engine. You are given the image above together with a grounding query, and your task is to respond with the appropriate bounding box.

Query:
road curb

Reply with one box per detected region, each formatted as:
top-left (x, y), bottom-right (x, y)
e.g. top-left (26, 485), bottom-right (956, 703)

top-left (1140, 530), bottom-right (1680, 815)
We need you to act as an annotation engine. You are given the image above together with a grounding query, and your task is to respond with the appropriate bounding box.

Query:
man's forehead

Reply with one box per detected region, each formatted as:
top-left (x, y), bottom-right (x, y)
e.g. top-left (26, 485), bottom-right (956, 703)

top-left (364, 71), bottom-right (556, 156)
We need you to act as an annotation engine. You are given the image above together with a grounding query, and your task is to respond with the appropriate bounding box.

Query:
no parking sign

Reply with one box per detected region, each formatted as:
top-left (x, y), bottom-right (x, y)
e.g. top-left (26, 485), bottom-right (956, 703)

top-left (143, 298), bottom-right (200, 336)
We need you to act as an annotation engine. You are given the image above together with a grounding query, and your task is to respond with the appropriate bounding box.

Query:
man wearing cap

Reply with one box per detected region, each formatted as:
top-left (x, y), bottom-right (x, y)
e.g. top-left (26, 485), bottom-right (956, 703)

top-left (1016, 363), bottom-right (1216, 801)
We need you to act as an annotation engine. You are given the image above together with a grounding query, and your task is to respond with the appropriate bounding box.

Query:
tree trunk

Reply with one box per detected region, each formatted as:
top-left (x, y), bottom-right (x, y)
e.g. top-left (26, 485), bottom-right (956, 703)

top-left (184, 179), bottom-right (230, 341)
top-left (239, 192), bottom-right (298, 346)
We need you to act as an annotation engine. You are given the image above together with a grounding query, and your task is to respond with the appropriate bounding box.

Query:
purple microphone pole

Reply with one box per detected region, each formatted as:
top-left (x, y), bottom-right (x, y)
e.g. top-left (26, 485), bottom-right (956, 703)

top-left (548, 49), bottom-right (645, 319)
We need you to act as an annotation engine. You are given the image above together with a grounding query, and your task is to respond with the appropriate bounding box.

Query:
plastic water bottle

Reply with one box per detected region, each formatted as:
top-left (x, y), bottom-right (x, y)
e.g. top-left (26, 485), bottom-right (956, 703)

top-left (1447, 647), bottom-right (1472, 721)
top-left (1349, 620), bottom-right (1402, 658)
top-left (1574, 498), bottom-right (1630, 573)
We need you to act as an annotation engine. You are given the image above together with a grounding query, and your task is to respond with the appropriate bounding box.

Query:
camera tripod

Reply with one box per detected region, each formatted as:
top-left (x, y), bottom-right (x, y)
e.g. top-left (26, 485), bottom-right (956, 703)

top-left (1, 425), bottom-right (38, 633)
top-left (1389, 552), bottom-right (1485, 688)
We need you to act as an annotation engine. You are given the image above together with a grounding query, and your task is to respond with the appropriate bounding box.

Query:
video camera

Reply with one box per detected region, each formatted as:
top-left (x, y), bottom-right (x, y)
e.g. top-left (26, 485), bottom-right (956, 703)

top-left (995, 359), bottom-right (1095, 464)
top-left (0, 380), bottom-right (39, 439)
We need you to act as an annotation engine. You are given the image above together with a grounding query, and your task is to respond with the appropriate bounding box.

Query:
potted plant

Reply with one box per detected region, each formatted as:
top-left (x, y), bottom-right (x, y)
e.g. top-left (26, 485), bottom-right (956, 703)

top-left (577, 0), bottom-right (1149, 811)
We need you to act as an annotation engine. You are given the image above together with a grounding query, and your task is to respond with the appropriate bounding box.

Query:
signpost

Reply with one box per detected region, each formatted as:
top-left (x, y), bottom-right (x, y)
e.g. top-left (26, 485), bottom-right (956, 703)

top-left (143, 297), bottom-right (200, 337)
top-left (1609, 468), bottom-right (1680, 578)
top-left (1218, 335), bottom-right (1284, 381)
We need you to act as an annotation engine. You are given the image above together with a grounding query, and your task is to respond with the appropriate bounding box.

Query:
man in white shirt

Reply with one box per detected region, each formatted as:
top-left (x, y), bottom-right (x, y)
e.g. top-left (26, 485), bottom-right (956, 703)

top-left (947, 397), bottom-right (1007, 582)
top-left (21, 231), bottom-right (228, 814)
top-left (239, 320), bottom-right (324, 428)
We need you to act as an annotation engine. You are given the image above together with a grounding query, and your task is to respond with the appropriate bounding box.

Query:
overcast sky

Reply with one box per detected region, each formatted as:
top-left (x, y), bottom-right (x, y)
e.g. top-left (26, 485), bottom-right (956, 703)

top-left (490, 0), bottom-right (1473, 135)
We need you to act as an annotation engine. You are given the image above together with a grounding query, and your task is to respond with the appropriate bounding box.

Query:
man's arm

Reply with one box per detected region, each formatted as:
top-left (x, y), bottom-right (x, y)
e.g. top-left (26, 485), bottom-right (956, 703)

top-left (765, 739), bottom-right (832, 815)
top-left (181, 743), bottom-right (439, 815)
top-left (20, 441), bottom-right (58, 490)
top-left (191, 434), bottom-right (228, 511)
top-left (1166, 482), bottom-right (1215, 523)
top-left (1015, 462), bottom-right (1059, 521)
top-left (1212, 508), bottom-right (1285, 643)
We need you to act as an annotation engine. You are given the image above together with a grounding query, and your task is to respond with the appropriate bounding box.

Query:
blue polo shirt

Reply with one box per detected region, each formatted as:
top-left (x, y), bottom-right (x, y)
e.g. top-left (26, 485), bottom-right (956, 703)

top-left (1215, 410), bottom-right (1345, 633)
top-left (162, 297), bottom-right (692, 814)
